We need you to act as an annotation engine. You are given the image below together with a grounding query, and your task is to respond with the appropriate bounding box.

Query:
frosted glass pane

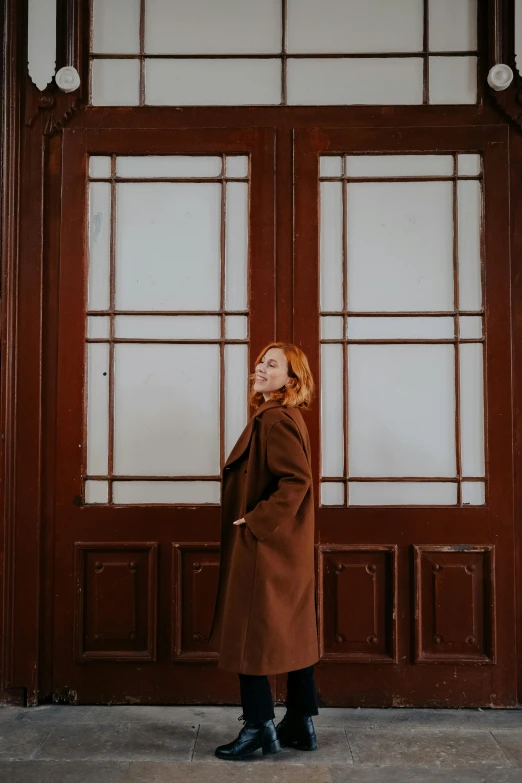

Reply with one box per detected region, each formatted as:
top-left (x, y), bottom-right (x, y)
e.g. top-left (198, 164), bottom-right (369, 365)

top-left (91, 59), bottom-right (140, 106)
top-left (350, 482), bottom-right (457, 505)
top-left (462, 481), bottom-right (485, 505)
top-left (115, 183), bottom-right (221, 311)
top-left (225, 182), bottom-right (249, 311)
top-left (348, 345), bottom-right (456, 477)
top-left (88, 182), bottom-right (111, 311)
top-left (225, 344), bottom-right (248, 461)
top-left (146, 59), bottom-right (281, 106)
top-left (458, 154), bottom-right (481, 176)
top-left (321, 344), bottom-right (344, 477)
top-left (287, 0), bottom-right (423, 53)
top-left (116, 156), bottom-right (222, 179)
top-left (115, 316), bottom-right (221, 340)
top-left (92, 0), bottom-right (140, 54)
top-left (347, 317), bottom-right (454, 340)
top-left (225, 316), bottom-right (248, 340)
top-left (225, 157), bottom-right (249, 178)
top-left (321, 316), bottom-right (344, 339)
top-left (113, 344), bottom-right (220, 475)
top-left (88, 316), bottom-right (110, 339)
top-left (429, 57), bottom-right (477, 105)
top-left (86, 343), bottom-right (109, 475)
top-left (458, 180), bottom-right (482, 311)
top-left (346, 155), bottom-right (454, 178)
top-left (320, 157), bottom-right (343, 177)
top-left (113, 481), bottom-right (220, 504)
top-left (459, 316), bottom-right (482, 339)
top-left (145, 0), bottom-right (281, 54)
top-left (287, 58), bottom-right (423, 105)
top-left (321, 483), bottom-right (345, 506)
top-left (429, 0), bottom-right (477, 52)
top-left (85, 480), bottom-right (109, 504)
top-left (459, 344), bottom-right (485, 477)
top-left (89, 156), bottom-right (112, 179)
top-left (347, 182), bottom-right (454, 312)
top-left (320, 182), bottom-right (343, 312)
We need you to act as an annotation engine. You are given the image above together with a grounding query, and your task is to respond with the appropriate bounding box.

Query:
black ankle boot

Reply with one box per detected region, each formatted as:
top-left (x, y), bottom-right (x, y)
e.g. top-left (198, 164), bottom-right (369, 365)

top-left (215, 718), bottom-right (281, 760)
top-left (276, 712), bottom-right (318, 751)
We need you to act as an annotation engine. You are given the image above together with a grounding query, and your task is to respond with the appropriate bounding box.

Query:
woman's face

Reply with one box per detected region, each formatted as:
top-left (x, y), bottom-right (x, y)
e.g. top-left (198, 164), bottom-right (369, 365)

top-left (254, 348), bottom-right (291, 400)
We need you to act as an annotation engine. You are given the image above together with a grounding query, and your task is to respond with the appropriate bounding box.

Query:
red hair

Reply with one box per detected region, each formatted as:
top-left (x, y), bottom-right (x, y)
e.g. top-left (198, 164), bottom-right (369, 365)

top-left (250, 342), bottom-right (314, 409)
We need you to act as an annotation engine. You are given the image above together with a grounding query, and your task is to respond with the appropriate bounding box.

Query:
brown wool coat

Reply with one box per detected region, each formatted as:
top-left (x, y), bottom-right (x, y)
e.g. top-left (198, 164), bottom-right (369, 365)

top-left (209, 399), bottom-right (319, 675)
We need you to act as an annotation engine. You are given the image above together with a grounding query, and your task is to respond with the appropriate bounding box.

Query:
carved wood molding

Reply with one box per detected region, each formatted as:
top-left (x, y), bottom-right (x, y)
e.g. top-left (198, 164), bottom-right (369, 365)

top-left (488, 0), bottom-right (522, 129)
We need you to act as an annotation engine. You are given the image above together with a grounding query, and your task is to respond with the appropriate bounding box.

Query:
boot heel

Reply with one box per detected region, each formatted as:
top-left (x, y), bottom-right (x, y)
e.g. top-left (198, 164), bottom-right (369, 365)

top-left (262, 738), bottom-right (281, 755)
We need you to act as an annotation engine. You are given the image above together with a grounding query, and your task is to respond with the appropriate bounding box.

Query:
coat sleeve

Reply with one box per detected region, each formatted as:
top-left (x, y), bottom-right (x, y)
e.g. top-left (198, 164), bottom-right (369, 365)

top-left (244, 418), bottom-right (312, 541)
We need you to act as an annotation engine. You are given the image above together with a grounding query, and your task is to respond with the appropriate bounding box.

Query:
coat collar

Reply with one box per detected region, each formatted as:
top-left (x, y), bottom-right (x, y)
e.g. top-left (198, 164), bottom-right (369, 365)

top-left (223, 399), bottom-right (282, 468)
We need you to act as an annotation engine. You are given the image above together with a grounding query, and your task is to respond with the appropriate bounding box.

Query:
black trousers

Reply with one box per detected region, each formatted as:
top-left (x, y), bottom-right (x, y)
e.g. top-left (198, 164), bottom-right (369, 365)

top-left (239, 665), bottom-right (318, 724)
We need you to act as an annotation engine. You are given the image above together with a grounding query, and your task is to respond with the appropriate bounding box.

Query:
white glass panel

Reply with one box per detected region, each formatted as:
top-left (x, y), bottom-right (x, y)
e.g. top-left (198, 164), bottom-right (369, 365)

top-left (113, 344), bottom-right (220, 475)
top-left (115, 182), bottom-right (221, 311)
top-left (87, 316), bottom-right (110, 339)
top-left (320, 182), bottom-right (343, 312)
top-left (116, 156), bottom-right (222, 179)
top-left (321, 344), bottom-right (344, 477)
top-left (225, 182), bottom-right (249, 311)
top-left (321, 316), bottom-right (344, 340)
top-left (113, 481), bottom-right (220, 504)
top-left (92, 0), bottom-right (140, 54)
top-left (88, 182), bottom-right (111, 311)
top-left (225, 156), bottom-right (249, 179)
top-left (91, 59), bottom-right (140, 106)
top-left (225, 316), bottom-right (248, 340)
top-left (346, 155), bottom-right (454, 178)
top-left (458, 154), bottom-right (481, 176)
top-left (348, 344), bottom-right (456, 477)
top-left (459, 344), bottom-right (485, 477)
top-left (115, 315), bottom-right (221, 340)
top-left (287, 0), bottom-right (423, 53)
top-left (429, 0), bottom-right (477, 52)
top-left (145, 0), bottom-right (281, 54)
top-left (86, 343), bottom-right (109, 475)
top-left (429, 57), bottom-right (477, 105)
top-left (321, 482), bottom-right (345, 506)
top-left (146, 59), bottom-right (281, 106)
top-left (347, 182), bottom-right (454, 312)
top-left (287, 58), bottom-right (423, 105)
top-left (459, 316), bottom-right (482, 339)
top-left (225, 344), bottom-right (248, 461)
top-left (458, 180), bottom-right (482, 311)
top-left (320, 157), bottom-right (343, 178)
top-left (89, 156), bottom-right (112, 179)
top-left (85, 480), bottom-right (109, 504)
top-left (462, 481), bottom-right (485, 505)
top-left (347, 317), bottom-right (454, 340)
top-left (350, 481), bottom-right (457, 505)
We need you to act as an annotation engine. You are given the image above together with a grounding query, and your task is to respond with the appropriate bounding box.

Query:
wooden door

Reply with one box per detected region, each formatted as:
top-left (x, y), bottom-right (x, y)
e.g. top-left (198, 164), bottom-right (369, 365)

top-left (294, 125), bottom-right (516, 707)
top-left (51, 127), bottom-right (275, 703)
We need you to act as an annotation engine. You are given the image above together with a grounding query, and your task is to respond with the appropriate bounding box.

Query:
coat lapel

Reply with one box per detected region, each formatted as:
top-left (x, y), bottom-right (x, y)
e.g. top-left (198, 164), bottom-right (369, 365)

top-left (223, 399), bottom-right (282, 468)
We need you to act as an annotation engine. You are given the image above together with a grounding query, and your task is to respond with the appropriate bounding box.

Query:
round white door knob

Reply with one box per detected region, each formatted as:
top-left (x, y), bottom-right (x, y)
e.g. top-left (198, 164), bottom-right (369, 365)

top-left (55, 66), bottom-right (80, 93)
top-left (487, 64), bottom-right (514, 91)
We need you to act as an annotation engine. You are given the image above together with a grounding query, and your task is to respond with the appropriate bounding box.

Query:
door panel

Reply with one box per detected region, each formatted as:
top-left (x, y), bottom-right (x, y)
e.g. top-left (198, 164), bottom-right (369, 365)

top-left (52, 128), bottom-right (275, 703)
top-left (295, 126), bottom-right (515, 706)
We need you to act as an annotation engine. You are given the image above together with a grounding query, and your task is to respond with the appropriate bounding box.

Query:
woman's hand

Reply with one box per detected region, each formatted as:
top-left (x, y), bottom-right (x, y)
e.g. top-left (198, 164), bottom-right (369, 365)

top-left (233, 518), bottom-right (246, 526)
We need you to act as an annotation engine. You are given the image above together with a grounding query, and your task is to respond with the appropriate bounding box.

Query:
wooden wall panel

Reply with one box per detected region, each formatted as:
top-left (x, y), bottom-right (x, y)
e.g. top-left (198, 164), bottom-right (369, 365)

top-left (414, 546), bottom-right (495, 663)
top-left (74, 542), bottom-right (158, 661)
top-left (172, 543), bottom-right (219, 660)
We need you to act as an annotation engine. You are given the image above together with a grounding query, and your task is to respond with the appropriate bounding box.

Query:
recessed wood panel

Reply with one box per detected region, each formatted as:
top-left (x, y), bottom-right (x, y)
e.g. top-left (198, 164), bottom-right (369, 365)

top-left (172, 543), bottom-right (220, 660)
top-left (414, 545), bottom-right (495, 663)
top-left (74, 542), bottom-right (158, 661)
top-left (318, 546), bottom-right (397, 662)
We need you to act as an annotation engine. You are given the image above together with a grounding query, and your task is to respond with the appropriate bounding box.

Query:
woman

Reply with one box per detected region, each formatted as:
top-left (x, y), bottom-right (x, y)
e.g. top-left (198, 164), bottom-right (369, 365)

top-left (209, 342), bottom-right (319, 761)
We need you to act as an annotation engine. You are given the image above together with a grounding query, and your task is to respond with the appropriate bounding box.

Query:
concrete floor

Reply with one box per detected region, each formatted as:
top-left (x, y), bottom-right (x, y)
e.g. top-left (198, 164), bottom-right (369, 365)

top-left (1, 704), bottom-right (522, 782)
